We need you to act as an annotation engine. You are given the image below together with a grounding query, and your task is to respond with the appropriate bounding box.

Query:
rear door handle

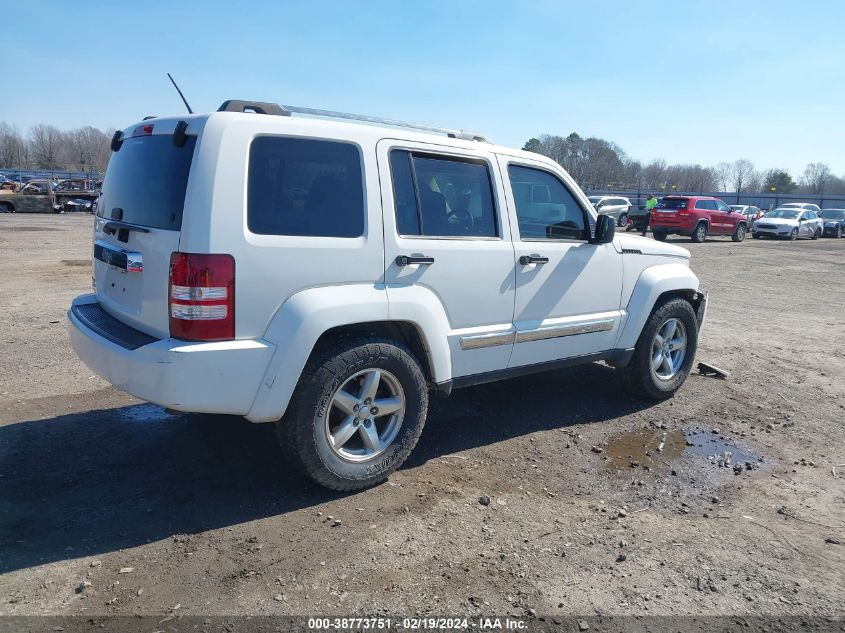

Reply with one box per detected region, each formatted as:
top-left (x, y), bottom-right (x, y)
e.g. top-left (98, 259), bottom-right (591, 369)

top-left (396, 255), bottom-right (435, 267)
top-left (519, 254), bottom-right (549, 265)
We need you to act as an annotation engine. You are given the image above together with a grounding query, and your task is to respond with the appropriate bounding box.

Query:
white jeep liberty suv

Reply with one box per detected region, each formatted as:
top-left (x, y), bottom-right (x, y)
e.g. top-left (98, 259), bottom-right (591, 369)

top-left (69, 100), bottom-right (707, 490)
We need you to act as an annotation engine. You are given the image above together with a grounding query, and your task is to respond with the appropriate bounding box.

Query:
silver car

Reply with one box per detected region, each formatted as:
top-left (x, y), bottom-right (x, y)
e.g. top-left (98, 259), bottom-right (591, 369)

top-left (588, 195), bottom-right (632, 227)
top-left (752, 208), bottom-right (824, 240)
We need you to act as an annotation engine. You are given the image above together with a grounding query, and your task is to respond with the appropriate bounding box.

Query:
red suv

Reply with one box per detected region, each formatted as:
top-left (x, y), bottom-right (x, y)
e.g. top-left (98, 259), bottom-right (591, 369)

top-left (650, 195), bottom-right (747, 243)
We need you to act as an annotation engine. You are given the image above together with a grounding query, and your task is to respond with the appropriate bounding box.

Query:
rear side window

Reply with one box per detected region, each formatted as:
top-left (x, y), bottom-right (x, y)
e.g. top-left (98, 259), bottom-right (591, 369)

top-left (694, 200), bottom-right (718, 211)
top-left (248, 137), bottom-right (364, 237)
top-left (99, 134), bottom-right (196, 230)
top-left (389, 150), bottom-right (498, 238)
top-left (656, 198), bottom-right (689, 210)
top-left (508, 165), bottom-right (587, 240)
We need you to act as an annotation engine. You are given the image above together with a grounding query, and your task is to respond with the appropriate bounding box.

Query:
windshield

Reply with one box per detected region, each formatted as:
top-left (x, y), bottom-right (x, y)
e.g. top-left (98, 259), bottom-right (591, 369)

top-left (730, 205), bottom-right (746, 211)
top-left (766, 209), bottom-right (800, 219)
top-left (98, 133), bottom-right (197, 230)
top-left (820, 210), bottom-right (845, 219)
top-left (655, 198), bottom-right (689, 210)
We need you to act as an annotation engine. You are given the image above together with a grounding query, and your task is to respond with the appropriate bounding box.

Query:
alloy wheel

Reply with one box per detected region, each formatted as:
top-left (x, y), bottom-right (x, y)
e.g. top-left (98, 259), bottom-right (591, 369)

top-left (324, 369), bottom-right (405, 462)
top-left (651, 318), bottom-right (687, 381)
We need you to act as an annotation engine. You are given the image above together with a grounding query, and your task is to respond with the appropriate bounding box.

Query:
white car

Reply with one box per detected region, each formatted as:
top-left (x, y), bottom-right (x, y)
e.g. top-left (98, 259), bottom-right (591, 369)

top-left (752, 208), bottom-right (824, 240)
top-left (68, 100), bottom-right (707, 490)
top-left (587, 195), bottom-right (632, 227)
top-left (779, 202), bottom-right (821, 213)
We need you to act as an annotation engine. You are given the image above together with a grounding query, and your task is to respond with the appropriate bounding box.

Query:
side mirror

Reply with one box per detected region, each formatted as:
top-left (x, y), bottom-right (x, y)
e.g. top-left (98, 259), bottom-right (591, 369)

top-left (592, 214), bottom-right (616, 244)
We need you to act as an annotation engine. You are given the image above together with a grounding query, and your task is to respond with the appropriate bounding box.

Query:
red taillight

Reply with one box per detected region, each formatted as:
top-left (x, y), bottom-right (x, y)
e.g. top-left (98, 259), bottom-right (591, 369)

top-left (678, 205), bottom-right (691, 217)
top-left (132, 124), bottom-right (154, 137)
top-left (169, 252), bottom-right (235, 341)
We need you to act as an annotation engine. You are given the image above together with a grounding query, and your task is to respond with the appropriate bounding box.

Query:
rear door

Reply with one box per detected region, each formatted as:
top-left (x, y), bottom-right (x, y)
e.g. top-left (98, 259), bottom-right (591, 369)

top-left (93, 125), bottom-right (197, 338)
top-left (377, 139), bottom-right (516, 378)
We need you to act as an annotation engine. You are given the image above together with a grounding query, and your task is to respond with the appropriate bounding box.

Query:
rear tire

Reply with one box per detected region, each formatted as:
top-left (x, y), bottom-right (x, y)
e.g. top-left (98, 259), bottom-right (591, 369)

top-left (752, 233), bottom-right (760, 239)
top-left (617, 213), bottom-right (628, 228)
top-left (691, 222), bottom-right (707, 243)
top-left (653, 231), bottom-right (667, 242)
top-left (731, 223), bottom-right (747, 242)
top-left (621, 298), bottom-right (699, 400)
top-left (276, 333), bottom-right (428, 491)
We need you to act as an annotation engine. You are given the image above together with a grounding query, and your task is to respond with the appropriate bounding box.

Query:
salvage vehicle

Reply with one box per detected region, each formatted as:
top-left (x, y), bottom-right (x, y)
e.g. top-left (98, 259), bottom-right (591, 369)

top-left (587, 195), bottom-right (632, 227)
top-left (651, 195), bottom-right (747, 243)
top-left (68, 101), bottom-right (708, 491)
top-left (819, 209), bottom-right (845, 238)
top-left (729, 204), bottom-right (762, 225)
top-left (752, 208), bottom-right (823, 240)
top-left (0, 178), bottom-right (99, 213)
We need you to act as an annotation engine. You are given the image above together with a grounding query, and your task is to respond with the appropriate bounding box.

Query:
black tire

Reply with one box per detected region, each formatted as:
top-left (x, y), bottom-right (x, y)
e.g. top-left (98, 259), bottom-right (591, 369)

top-left (837, 226), bottom-right (843, 239)
top-left (276, 333), bottom-right (428, 491)
top-left (691, 222), bottom-right (707, 243)
top-left (617, 213), bottom-right (628, 228)
top-left (620, 298), bottom-right (699, 400)
top-left (812, 227), bottom-right (821, 240)
top-left (0, 202), bottom-right (14, 214)
top-left (653, 231), bottom-right (667, 242)
top-left (731, 223), bottom-right (747, 242)
top-left (752, 232), bottom-right (760, 239)
top-left (789, 228), bottom-right (798, 241)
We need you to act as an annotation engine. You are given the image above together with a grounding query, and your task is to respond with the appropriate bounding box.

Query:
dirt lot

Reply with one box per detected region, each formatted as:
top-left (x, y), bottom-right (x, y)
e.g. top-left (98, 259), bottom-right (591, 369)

top-left (0, 214), bottom-right (843, 621)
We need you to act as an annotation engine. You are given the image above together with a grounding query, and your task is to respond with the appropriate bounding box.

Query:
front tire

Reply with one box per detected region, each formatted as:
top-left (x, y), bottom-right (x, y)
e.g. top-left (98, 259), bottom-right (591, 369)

top-left (620, 298), bottom-right (699, 400)
top-left (812, 227), bottom-right (821, 240)
top-left (277, 334), bottom-right (428, 491)
top-left (691, 222), bottom-right (707, 243)
top-left (731, 223), bottom-right (747, 242)
top-left (789, 228), bottom-right (798, 241)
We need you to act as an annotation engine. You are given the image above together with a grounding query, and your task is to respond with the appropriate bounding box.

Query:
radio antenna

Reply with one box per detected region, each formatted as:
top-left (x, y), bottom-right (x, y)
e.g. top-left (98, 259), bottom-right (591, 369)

top-left (167, 73), bottom-right (193, 114)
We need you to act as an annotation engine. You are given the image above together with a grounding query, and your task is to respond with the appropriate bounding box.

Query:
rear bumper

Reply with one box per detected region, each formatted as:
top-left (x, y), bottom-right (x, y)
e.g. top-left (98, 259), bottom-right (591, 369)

top-left (68, 294), bottom-right (275, 418)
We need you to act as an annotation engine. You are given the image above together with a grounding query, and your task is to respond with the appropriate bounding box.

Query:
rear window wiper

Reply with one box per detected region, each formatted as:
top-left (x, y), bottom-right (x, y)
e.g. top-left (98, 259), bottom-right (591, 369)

top-left (102, 220), bottom-right (150, 235)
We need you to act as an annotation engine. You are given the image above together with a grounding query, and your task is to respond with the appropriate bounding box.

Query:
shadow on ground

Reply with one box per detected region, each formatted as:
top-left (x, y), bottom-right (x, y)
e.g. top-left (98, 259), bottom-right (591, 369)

top-left (0, 363), bottom-right (655, 573)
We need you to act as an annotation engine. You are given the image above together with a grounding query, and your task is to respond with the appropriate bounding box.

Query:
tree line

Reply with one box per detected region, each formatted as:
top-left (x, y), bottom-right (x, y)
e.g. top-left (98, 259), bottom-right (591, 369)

top-left (523, 133), bottom-right (845, 196)
top-left (0, 122), bottom-right (114, 174)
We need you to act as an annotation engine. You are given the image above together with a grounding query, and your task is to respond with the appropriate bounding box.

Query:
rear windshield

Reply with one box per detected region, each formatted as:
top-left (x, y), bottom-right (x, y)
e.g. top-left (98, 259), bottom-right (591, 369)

top-left (98, 134), bottom-right (197, 230)
top-left (656, 198), bottom-right (689, 210)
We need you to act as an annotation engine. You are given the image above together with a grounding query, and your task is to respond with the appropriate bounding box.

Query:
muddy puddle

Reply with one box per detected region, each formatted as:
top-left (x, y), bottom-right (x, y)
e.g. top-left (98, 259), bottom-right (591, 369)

top-left (606, 427), bottom-right (762, 472)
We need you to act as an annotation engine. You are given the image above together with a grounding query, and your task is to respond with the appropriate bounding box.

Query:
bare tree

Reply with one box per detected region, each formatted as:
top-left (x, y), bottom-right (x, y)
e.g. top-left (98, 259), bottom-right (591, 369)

top-left (0, 122), bottom-right (25, 169)
top-left (800, 162), bottom-right (832, 195)
top-left (28, 124), bottom-right (63, 169)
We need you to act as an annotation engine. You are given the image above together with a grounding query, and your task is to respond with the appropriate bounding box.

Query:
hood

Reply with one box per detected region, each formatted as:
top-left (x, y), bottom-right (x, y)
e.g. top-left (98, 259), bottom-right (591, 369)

top-left (756, 217), bottom-right (798, 227)
top-left (616, 234), bottom-right (690, 259)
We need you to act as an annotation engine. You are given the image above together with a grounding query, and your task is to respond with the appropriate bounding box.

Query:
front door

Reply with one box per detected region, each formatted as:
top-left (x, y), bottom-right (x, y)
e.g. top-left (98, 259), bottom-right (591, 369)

top-left (377, 140), bottom-right (516, 379)
top-left (715, 199), bottom-right (736, 235)
top-left (497, 156), bottom-right (624, 369)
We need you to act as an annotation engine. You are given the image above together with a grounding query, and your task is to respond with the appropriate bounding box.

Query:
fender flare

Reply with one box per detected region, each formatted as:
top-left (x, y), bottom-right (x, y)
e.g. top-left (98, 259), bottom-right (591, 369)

top-left (615, 263), bottom-right (700, 350)
top-left (245, 284), bottom-right (453, 423)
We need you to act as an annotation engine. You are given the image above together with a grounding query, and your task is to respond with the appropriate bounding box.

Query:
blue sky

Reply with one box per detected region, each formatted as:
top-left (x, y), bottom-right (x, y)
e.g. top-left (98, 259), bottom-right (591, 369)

top-left (4, 0), bottom-right (844, 176)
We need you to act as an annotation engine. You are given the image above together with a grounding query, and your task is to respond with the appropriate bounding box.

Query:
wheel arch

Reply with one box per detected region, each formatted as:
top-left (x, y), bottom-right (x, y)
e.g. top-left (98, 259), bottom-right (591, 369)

top-left (615, 263), bottom-right (701, 350)
top-left (0, 200), bottom-right (16, 212)
top-left (246, 284), bottom-right (451, 423)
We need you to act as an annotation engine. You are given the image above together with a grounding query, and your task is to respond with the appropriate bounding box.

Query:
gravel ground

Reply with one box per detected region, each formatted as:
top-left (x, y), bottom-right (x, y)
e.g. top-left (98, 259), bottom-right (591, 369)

top-left (0, 214), bottom-right (843, 620)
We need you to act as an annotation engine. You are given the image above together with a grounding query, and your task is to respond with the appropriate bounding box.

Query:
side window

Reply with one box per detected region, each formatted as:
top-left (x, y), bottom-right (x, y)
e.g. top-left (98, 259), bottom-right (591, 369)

top-left (389, 150), bottom-right (498, 238)
top-left (248, 136), bottom-right (364, 237)
top-left (507, 164), bottom-right (587, 241)
top-left (694, 200), bottom-right (708, 210)
top-left (806, 210), bottom-right (817, 219)
top-left (716, 200), bottom-right (730, 212)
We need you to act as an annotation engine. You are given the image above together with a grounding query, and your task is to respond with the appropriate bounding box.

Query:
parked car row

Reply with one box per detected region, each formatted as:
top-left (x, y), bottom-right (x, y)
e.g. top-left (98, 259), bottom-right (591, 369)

top-left (589, 194), bottom-right (841, 243)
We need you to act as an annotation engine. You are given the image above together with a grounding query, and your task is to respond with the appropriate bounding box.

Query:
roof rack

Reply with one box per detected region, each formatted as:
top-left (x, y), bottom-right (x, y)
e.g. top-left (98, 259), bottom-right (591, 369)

top-left (217, 100), bottom-right (489, 143)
